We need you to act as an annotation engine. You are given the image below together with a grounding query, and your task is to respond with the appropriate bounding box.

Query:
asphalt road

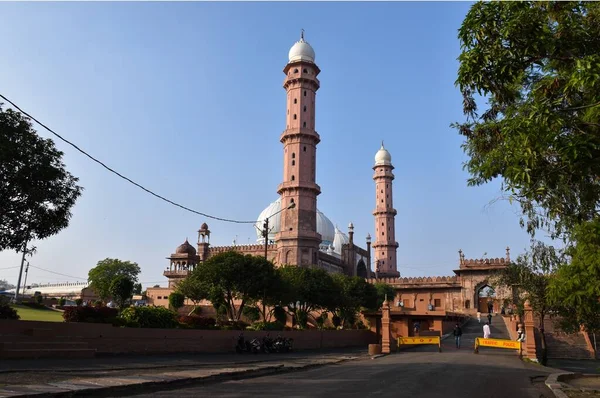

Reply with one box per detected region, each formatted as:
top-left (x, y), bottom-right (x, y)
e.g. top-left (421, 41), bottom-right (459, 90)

top-left (130, 318), bottom-right (556, 398)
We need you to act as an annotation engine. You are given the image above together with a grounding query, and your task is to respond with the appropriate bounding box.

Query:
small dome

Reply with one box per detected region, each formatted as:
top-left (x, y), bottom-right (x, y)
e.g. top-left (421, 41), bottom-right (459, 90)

top-left (333, 226), bottom-right (350, 254)
top-left (375, 142), bottom-right (392, 166)
top-left (199, 223), bottom-right (209, 231)
top-left (175, 239), bottom-right (196, 255)
top-left (288, 31), bottom-right (315, 63)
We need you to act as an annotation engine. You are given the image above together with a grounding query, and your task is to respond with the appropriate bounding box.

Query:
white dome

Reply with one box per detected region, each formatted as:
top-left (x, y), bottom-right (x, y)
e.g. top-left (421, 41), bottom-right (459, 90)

top-left (375, 142), bottom-right (392, 166)
top-left (333, 226), bottom-right (350, 254)
top-left (288, 34), bottom-right (315, 64)
top-left (256, 198), bottom-right (334, 244)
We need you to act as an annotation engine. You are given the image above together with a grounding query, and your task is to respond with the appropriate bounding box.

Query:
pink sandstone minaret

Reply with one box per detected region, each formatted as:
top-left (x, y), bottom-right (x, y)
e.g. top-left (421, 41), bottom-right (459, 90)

top-left (372, 142), bottom-right (400, 277)
top-left (275, 31), bottom-right (322, 266)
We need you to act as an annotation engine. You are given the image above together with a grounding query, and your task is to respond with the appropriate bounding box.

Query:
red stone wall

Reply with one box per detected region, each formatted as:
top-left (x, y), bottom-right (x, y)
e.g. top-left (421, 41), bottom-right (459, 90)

top-left (0, 320), bottom-right (376, 355)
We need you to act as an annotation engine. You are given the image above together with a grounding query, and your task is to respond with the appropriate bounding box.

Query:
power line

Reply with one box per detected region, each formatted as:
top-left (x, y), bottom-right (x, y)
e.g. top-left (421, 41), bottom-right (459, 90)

top-left (0, 94), bottom-right (256, 225)
top-left (0, 266), bottom-right (20, 271)
top-left (28, 265), bottom-right (87, 280)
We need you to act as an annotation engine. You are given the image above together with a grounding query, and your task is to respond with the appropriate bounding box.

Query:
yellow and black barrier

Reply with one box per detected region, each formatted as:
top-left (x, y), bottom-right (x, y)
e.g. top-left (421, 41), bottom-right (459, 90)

top-left (397, 336), bottom-right (442, 352)
top-left (474, 337), bottom-right (521, 356)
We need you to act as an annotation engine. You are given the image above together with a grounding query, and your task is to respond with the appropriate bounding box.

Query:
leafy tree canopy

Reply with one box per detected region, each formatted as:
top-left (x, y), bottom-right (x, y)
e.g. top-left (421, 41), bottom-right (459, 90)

top-left (188, 251), bottom-right (276, 322)
top-left (0, 105), bottom-right (83, 251)
top-left (168, 291), bottom-right (185, 311)
top-left (548, 217), bottom-right (600, 333)
top-left (330, 274), bottom-right (378, 328)
top-left (454, 2), bottom-right (600, 238)
top-left (109, 275), bottom-right (134, 309)
top-left (0, 279), bottom-right (15, 291)
top-left (278, 266), bottom-right (336, 318)
top-left (88, 258), bottom-right (141, 301)
top-left (132, 283), bottom-right (142, 295)
top-left (373, 283), bottom-right (396, 310)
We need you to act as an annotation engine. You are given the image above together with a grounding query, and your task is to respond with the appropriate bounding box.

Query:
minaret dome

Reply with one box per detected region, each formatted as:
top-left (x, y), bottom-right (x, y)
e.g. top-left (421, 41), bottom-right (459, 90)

top-left (288, 29), bottom-right (316, 63)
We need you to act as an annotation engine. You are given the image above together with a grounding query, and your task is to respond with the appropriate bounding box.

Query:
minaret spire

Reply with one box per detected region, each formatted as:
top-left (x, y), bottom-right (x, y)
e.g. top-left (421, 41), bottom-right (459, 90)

top-left (301, 28), bottom-right (305, 40)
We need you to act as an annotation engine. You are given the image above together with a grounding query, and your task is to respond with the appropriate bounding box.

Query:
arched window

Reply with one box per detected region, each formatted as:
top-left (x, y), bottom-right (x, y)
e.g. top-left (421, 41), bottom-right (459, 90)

top-left (303, 68), bottom-right (308, 73)
top-left (294, 98), bottom-right (297, 104)
top-left (293, 114), bottom-right (297, 120)
top-left (294, 68), bottom-right (299, 73)
top-left (291, 175), bottom-right (295, 181)
top-left (292, 160), bottom-right (295, 166)
top-left (292, 153), bottom-right (296, 158)
top-left (304, 90), bottom-right (307, 96)
top-left (303, 105), bottom-right (307, 112)
top-left (303, 121), bottom-right (306, 127)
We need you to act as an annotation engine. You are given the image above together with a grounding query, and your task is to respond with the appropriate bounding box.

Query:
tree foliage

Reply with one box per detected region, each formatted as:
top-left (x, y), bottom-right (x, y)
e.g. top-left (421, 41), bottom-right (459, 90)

top-left (330, 274), bottom-right (378, 328)
top-left (548, 218), bottom-right (600, 333)
top-left (373, 283), bottom-right (396, 310)
top-left (109, 275), bottom-right (134, 309)
top-left (186, 251), bottom-right (276, 322)
top-left (0, 105), bottom-right (83, 251)
top-left (88, 258), bottom-right (141, 302)
top-left (0, 279), bottom-right (15, 291)
top-left (454, 2), bottom-right (600, 238)
top-left (132, 283), bottom-right (142, 295)
top-left (168, 291), bottom-right (185, 311)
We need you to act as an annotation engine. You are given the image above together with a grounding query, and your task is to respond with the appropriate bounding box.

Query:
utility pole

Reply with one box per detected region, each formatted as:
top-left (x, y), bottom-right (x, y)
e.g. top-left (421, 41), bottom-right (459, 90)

top-left (22, 261), bottom-right (30, 296)
top-left (13, 239), bottom-right (28, 303)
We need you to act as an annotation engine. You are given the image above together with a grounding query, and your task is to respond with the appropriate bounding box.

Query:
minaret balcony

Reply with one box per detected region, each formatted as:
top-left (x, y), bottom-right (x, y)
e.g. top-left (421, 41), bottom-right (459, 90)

top-left (372, 208), bottom-right (398, 216)
top-left (163, 270), bottom-right (191, 278)
top-left (280, 128), bottom-right (321, 143)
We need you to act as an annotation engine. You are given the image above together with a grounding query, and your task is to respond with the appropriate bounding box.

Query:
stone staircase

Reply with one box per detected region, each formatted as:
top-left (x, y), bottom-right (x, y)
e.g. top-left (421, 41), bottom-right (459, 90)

top-left (538, 317), bottom-right (594, 360)
top-left (0, 327), bottom-right (96, 359)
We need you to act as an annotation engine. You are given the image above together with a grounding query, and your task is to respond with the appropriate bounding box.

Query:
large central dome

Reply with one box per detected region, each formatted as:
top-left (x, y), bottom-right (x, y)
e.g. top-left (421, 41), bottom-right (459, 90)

top-left (256, 198), bottom-right (334, 246)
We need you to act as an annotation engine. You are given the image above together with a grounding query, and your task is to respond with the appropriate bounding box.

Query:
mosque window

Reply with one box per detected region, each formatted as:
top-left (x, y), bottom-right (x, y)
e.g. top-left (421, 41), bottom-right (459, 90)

top-left (303, 105), bottom-right (306, 112)
top-left (291, 175), bottom-right (295, 181)
top-left (303, 146), bottom-right (307, 152)
top-left (381, 189), bottom-right (383, 193)
top-left (381, 199), bottom-right (383, 203)
top-left (294, 98), bottom-right (297, 104)
top-left (293, 114), bottom-right (297, 120)
top-left (303, 68), bottom-right (308, 73)
top-left (294, 68), bottom-right (299, 73)
top-left (304, 90), bottom-right (307, 96)
top-left (292, 160), bottom-right (295, 166)
top-left (303, 122), bottom-right (306, 127)
top-left (434, 299), bottom-right (441, 307)
top-left (292, 152), bottom-right (296, 158)
top-left (382, 232), bottom-right (384, 236)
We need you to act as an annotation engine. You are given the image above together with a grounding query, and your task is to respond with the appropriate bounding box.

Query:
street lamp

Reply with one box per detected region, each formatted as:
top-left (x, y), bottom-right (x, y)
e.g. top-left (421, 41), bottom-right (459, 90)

top-left (257, 201), bottom-right (296, 259)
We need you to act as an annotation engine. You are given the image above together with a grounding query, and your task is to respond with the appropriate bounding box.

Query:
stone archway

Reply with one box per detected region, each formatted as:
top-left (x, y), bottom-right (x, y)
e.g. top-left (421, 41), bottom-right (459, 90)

top-left (356, 259), bottom-right (368, 278)
top-left (474, 281), bottom-right (497, 313)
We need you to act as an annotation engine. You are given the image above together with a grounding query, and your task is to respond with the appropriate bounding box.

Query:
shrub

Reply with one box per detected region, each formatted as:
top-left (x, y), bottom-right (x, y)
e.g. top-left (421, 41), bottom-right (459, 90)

top-left (75, 298), bottom-right (83, 306)
top-left (169, 292), bottom-right (185, 311)
top-left (35, 295), bottom-right (43, 305)
top-left (248, 321), bottom-right (285, 331)
top-left (332, 315), bottom-right (341, 328)
top-left (218, 320), bottom-right (249, 330)
top-left (273, 306), bottom-right (287, 324)
top-left (63, 306), bottom-right (119, 323)
top-left (177, 315), bottom-right (216, 330)
top-left (58, 298), bottom-right (66, 306)
top-left (119, 306), bottom-right (178, 329)
top-left (242, 306), bottom-right (260, 322)
top-left (0, 305), bottom-right (20, 320)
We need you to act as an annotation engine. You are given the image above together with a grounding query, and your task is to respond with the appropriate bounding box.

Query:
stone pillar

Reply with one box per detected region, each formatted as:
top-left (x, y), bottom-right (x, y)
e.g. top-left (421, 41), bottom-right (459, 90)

top-left (523, 300), bottom-right (537, 361)
top-left (381, 297), bottom-right (391, 354)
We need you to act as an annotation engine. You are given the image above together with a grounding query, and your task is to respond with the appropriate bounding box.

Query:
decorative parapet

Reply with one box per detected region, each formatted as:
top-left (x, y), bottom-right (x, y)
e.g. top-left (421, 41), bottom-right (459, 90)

top-left (458, 247), bottom-right (511, 268)
top-left (208, 244), bottom-right (278, 254)
top-left (365, 275), bottom-right (460, 285)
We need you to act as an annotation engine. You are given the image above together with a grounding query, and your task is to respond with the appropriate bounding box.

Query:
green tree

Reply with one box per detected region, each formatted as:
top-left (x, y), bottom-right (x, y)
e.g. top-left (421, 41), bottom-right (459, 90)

top-left (278, 266), bottom-right (337, 329)
top-left (88, 258), bottom-right (141, 302)
top-left (373, 283), bottom-right (396, 310)
top-left (492, 241), bottom-right (559, 365)
top-left (0, 105), bottom-right (83, 251)
top-left (187, 251), bottom-right (276, 322)
top-left (549, 218), bottom-right (600, 335)
top-left (132, 283), bottom-right (142, 295)
top-left (0, 279), bottom-right (15, 291)
top-left (109, 275), bottom-right (134, 309)
top-left (453, 2), bottom-right (600, 239)
top-left (330, 274), bottom-right (378, 328)
top-left (176, 273), bottom-right (209, 315)
top-left (168, 291), bottom-right (185, 312)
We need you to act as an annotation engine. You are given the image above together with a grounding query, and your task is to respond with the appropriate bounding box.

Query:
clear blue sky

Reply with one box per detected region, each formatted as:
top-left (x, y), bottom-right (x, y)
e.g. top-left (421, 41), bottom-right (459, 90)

top-left (0, 2), bottom-right (541, 288)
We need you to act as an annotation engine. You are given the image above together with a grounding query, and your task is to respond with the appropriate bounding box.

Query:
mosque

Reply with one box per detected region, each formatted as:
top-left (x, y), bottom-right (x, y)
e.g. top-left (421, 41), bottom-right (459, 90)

top-left (146, 34), bottom-right (513, 336)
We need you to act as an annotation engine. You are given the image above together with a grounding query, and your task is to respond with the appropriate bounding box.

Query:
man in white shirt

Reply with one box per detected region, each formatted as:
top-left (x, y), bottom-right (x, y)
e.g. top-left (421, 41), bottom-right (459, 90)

top-left (483, 322), bottom-right (491, 338)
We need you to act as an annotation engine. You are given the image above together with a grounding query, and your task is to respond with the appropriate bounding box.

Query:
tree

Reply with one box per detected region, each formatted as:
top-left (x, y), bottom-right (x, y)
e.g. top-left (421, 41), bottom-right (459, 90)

top-left (176, 273), bottom-right (209, 315)
top-left (88, 258), bottom-right (141, 302)
top-left (109, 275), bottom-right (134, 310)
top-left (132, 283), bottom-right (142, 295)
top-left (548, 218), bottom-right (600, 335)
top-left (491, 241), bottom-right (560, 364)
top-left (187, 251), bottom-right (275, 322)
top-left (373, 283), bottom-right (396, 310)
top-left (0, 279), bottom-right (15, 291)
top-left (330, 274), bottom-right (378, 328)
top-left (168, 291), bottom-right (185, 312)
top-left (0, 105), bottom-right (83, 252)
top-left (278, 266), bottom-right (336, 329)
top-left (453, 2), bottom-right (600, 239)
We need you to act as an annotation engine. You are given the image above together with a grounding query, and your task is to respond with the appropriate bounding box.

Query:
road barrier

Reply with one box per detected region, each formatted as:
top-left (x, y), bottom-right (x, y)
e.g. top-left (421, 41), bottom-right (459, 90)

top-left (397, 336), bottom-right (441, 352)
top-left (474, 337), bottom-right (521, 356)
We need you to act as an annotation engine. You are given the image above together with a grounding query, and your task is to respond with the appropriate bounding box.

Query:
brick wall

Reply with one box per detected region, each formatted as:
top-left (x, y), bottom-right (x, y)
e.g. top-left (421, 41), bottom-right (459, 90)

top-left (0, 320), bottom-right (376, 355)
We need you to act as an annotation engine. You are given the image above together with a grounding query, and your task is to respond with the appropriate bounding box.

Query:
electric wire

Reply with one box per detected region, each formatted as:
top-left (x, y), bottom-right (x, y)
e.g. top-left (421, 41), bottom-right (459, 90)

top-left (0, 93), bottom-right (256, 224)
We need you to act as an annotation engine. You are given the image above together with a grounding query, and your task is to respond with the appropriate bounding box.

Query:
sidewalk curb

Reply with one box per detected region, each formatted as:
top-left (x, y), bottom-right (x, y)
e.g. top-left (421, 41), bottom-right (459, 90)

top-left (545, 372), bottom-right (574, 398)
top-left (0, 357), bottom-right (359, 397)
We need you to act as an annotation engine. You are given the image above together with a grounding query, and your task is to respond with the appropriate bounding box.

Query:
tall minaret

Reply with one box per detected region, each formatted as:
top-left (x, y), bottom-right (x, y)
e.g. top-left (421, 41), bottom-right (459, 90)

top-left (276, 31), bottom-right (322, 266)
top-left (372, 142), bottom-right (400, 277)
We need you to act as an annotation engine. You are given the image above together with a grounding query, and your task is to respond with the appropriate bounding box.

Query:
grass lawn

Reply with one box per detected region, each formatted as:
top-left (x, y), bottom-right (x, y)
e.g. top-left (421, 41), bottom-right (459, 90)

top-left (10, 304), bottom-right (64, 322)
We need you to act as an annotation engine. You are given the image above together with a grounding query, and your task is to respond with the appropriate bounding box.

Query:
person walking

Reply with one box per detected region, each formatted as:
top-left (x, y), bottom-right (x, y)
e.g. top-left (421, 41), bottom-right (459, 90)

top-left (477, 311), bottom-right (481, 323)
top-left (483, 321), bottom-right (491, 338)
top-left (453, 323), bottom-right (463, 349)
top-left (487, 312), bottom-right (493, 325)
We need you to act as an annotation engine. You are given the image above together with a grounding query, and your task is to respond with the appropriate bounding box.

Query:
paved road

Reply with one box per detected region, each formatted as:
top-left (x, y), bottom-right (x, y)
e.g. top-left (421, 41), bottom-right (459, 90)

top-left (131, 318), bottom-right (555, 398)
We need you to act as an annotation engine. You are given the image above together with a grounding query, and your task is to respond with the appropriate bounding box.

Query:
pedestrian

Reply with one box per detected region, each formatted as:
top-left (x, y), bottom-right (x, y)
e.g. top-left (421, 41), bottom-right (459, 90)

top-left (487, 313), bottom-right (492, 325)
top-left (516, 327), bottom-right (525, 342)
top-left (453, 323), bottom-right (463, 349)
top-left (483, 321), bottom-right (491, 338)
top-left (413, 321), bottom-right (421, 336)
top-left (477, 311), bottom-right (481, 323)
